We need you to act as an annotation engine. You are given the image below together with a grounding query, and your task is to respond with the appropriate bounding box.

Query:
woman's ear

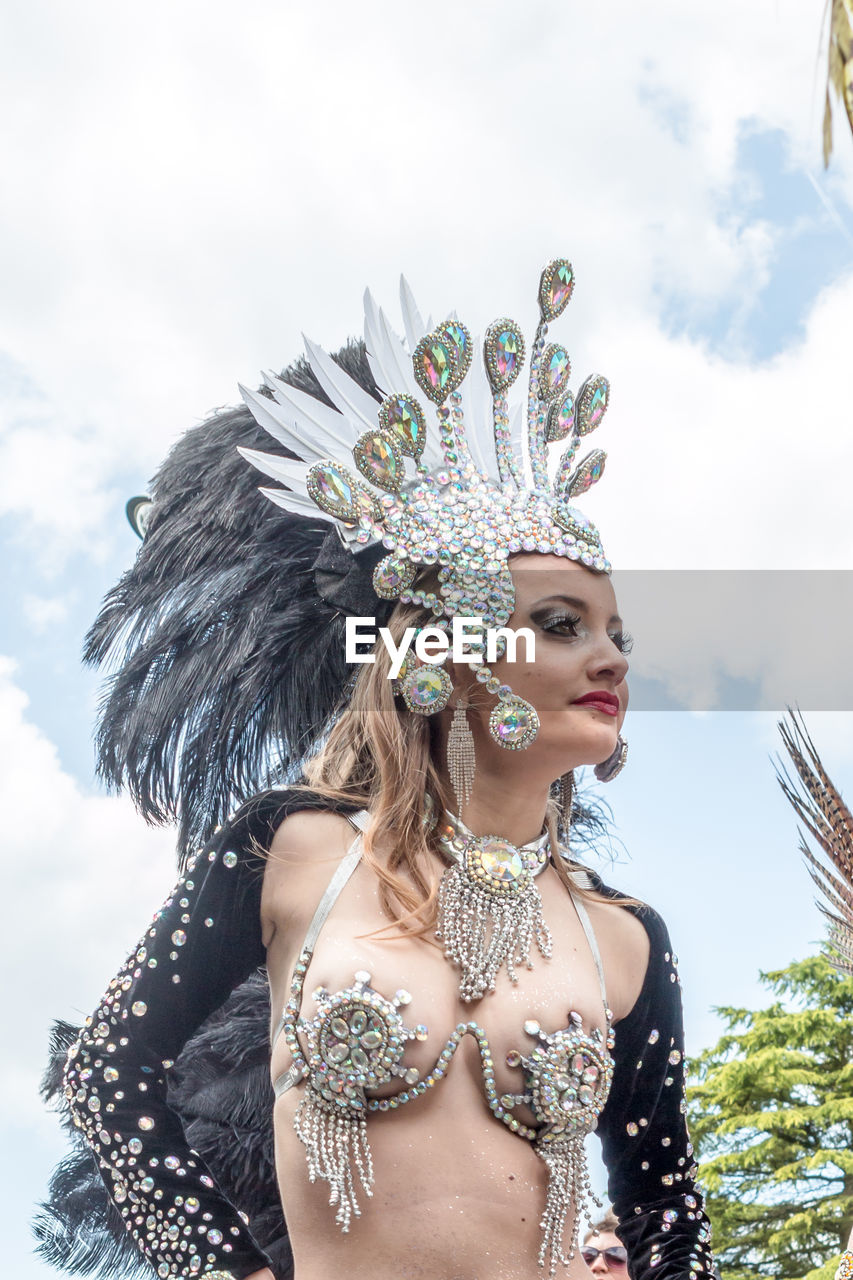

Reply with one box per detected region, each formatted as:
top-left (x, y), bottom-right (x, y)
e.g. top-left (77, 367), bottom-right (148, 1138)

top-left (445, 662), bottom-right (482, 711)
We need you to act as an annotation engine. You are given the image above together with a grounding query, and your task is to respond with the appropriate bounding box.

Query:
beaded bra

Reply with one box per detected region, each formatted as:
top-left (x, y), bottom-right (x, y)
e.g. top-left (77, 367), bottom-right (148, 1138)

top-left (271, 812), bottom-right (615, 1276)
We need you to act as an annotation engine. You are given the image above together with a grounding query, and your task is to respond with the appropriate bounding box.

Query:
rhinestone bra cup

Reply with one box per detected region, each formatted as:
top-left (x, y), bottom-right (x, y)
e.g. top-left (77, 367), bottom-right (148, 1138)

top-left (271, 819), bottom-right (615, 1276)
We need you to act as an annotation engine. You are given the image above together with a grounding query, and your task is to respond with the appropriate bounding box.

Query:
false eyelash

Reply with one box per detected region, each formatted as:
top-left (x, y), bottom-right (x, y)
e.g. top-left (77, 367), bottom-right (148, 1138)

top-left (539, 612), bottom-right (634, 656)
top-left (538, 611), bottom-right (583, 633)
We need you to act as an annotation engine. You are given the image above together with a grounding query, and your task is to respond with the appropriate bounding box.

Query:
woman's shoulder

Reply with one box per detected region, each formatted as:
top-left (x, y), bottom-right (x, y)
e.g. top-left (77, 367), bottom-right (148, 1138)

top-left (267, 799), bottom-right (361, 864)
top-left (568, 865), bottom-right (679, 1024)
top-left (570, 877), bottom-right (647, 1022)
top-left (256, 790), bottom-right (364, 946)
top-left (222, 784), bottom-right (363, 853)
top-left (581, 869), bottom-right (685, 1039)
top-left (583, 865), bottom-right (672, 949)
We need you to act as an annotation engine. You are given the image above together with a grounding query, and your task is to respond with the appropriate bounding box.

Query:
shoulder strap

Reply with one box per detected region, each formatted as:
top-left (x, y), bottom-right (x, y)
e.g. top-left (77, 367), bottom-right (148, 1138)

top-left (270, 809), bottom-right (368, 1051)
top-left (566, 883), bottom-right (610, 1016)
top-left (300, 812), bottom-right (367, 954)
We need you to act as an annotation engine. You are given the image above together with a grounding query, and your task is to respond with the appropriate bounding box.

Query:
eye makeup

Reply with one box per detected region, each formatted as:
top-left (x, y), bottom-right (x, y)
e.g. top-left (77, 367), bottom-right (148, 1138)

top-left (529, 605), bottom-right (634, 656)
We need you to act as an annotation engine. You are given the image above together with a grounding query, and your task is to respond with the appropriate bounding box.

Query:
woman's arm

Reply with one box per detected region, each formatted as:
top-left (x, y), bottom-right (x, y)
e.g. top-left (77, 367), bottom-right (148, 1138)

top-left (64, 813), bottom-right (276, 1280)
top-left (596, 903), bottom-right (716, 1280)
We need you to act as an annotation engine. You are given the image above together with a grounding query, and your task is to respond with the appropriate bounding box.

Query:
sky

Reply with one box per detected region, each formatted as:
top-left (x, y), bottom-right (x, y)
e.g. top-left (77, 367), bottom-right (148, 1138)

top-left (2, 1), bottom-right (853, 1276)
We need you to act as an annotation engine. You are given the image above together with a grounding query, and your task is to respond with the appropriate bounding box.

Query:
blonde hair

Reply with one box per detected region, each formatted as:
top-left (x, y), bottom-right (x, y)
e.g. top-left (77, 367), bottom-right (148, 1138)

top-left (301, 594), bottom-right (446, 937)
top-left (584, 1209), bottom-right (621, 1242)
top-left (296, 590), bottom-right (623, 938)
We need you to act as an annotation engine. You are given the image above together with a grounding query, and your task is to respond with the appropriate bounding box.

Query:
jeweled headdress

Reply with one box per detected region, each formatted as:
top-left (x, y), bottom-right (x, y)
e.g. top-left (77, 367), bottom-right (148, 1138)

top-left (240, 260), bottom-right (611, 748)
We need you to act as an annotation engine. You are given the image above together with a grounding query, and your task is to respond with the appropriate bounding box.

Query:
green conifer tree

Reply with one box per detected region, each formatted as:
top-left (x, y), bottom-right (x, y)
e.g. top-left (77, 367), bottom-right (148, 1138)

top-left (687, 955), bottom-right (853, 1280)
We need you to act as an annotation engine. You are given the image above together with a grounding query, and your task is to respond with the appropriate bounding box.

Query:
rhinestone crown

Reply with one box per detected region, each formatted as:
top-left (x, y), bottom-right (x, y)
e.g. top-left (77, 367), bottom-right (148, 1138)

top-left (239, 261), bottom-right (611, 738)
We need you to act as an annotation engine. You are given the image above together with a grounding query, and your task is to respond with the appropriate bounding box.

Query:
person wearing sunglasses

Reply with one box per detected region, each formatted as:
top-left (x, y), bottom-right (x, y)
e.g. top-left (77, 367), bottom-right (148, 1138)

top-left (582, 1213), bottom-right (627, 1274)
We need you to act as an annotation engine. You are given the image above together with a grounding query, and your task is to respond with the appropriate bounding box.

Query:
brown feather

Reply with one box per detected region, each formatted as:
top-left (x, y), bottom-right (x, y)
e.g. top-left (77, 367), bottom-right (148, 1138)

top-left (801, 843), bottom-right (853, 915)
top-left (775, 707), bottom-right (853, 974)
top-left (778, 713), bottom-right (853, 859)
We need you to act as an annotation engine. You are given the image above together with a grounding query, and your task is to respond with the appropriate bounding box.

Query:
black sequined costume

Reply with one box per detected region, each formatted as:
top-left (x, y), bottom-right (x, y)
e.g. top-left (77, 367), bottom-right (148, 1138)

top-left (45, 789), bottom-right (714, 1280)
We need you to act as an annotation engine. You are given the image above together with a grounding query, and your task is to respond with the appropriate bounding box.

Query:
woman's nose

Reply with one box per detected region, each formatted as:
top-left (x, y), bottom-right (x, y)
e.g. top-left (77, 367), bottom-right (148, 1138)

top-left (588, 640), bottom-right (629, 685)
top-left (589, 1256), bottom-right (608, 1275)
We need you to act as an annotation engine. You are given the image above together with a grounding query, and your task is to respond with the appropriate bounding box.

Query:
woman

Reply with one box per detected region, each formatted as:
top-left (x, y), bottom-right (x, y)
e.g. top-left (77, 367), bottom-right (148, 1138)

top-left (47, 262), bottom-right (714, 1280)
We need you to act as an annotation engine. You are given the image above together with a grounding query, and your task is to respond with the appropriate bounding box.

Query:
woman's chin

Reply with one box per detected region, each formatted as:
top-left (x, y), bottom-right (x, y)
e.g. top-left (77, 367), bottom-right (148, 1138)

top-left (546, 724), bottom-right (619, 771)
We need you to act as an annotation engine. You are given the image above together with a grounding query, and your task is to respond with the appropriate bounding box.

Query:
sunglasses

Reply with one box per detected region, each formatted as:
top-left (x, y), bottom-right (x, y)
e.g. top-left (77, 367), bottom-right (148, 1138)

top-left (581, 1245), bottom-right (628, 1268)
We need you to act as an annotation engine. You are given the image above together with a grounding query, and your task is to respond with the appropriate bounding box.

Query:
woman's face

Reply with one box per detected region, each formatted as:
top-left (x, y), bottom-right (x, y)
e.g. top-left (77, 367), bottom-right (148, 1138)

top-left (461, 553), bottom-right (630, 778)
top-left (581, 1231), bottom-right (627, 1275)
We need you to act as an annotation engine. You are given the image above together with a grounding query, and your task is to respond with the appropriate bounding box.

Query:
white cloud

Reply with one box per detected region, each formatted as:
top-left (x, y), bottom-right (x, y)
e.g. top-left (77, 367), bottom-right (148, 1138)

top-left (612, 567), bottom-right (853, 714)
top-left (22, 594), bottom-right (71, 635)
top-left (0, 362), bottom-right (125, 572)
top-left (0, 0), bottom-right (850, 573)
top-left (592, 268), bottom-right (853, 571)
top-left (0, 656), bottom-right (175, 1128)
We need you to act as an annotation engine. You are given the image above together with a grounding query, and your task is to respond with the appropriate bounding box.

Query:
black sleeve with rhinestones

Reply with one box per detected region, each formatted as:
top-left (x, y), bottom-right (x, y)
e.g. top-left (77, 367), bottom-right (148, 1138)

top-left (596, 899), bottom-right (716, 1280)
top-left (62, 802), bottom-right (285, 1280)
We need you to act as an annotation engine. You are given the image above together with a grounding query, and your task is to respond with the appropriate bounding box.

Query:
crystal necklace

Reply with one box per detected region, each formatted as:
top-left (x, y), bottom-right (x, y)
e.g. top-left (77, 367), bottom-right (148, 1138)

top-left (438, 809), bottom-right (551, 877)
top-left (435, 809), bottom-right (554, 1001)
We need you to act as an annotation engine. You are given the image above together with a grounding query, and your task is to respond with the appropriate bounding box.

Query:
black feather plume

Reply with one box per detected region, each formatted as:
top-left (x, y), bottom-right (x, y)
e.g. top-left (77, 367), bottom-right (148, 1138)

top-left (84, 341), bottom-right (383, 867)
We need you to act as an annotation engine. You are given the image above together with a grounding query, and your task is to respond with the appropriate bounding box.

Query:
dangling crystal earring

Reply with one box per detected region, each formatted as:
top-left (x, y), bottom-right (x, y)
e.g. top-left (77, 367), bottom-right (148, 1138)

top-left (465, 652), bottom-right (540, 751)
top-left (488, 691), bottom-right (540, 749)
top-left (447, 696), bottom-right (476, 812)
top-left (594, 735), bottom-right (628, 782)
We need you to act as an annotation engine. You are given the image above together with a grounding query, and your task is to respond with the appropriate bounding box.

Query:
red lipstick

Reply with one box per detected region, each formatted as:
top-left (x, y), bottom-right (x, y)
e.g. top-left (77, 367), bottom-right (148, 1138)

top-left (572, 691), bottom-right (619, 716)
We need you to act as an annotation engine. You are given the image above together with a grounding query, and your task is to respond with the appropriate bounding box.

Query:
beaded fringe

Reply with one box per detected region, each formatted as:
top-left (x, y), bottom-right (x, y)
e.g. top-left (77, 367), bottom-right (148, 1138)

top-left (447, 702), bottom-right (476, 811)
top-left (537, 1133), bottom-right (601, 1278)
top-left (436, 863), bottom-right (552, 1001)
top-left (294, 1094), bottom-right (374, 1231)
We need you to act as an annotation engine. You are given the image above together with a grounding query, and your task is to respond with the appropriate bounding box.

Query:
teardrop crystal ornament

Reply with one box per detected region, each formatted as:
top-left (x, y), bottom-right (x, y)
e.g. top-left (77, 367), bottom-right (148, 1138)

top-left (437, 319), bottom-right (473, 383)
top-left (538, 345), bottom-right (571, 402)
top-left (552, 502), bottom-right (602, 548)
top-left (307, 462), bottom-right (378, 523)
top-left (539, 259), bottom-right (575, 321)
top-left (484, 318), bottom-right (526, 392)
top-left (576, 375), bottom-right (610, 435)
top-left (378, 393), bottom-right (426, 459)
top-left (413, 333), bottom-right (456, 404)
top-left (567, 449), bottom-right (607, 499)
top-left (353, 429), bottom-right (404, 492)
top-left (545, 390), bottom-right (575, 443)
